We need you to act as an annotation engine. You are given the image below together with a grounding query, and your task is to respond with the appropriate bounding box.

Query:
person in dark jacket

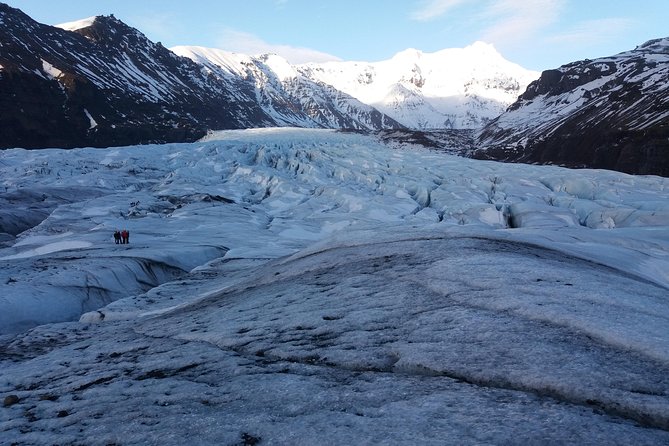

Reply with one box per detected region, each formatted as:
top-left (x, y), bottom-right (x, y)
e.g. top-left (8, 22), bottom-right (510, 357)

top-left (114, 230), bottom-right (121, 244)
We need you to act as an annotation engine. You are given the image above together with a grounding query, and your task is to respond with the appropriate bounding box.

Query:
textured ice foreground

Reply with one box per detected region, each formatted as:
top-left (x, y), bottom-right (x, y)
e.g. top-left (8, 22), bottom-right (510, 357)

top-left (1, 128), bottom-right (669, 443)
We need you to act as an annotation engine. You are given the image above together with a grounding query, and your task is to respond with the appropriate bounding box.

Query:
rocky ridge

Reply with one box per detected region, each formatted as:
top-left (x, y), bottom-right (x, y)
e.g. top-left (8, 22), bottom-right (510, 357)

top-left (475, 38), bottom-right (669, 176)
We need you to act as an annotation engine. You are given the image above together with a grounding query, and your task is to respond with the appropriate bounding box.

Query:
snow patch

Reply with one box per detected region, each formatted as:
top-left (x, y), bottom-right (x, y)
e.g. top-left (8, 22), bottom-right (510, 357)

top-left (84, 108), bottom-right (98, 129)
top-left (41, 59), bottom-right (63, 79)
top-left (55, 16), bottom-right (97, 31)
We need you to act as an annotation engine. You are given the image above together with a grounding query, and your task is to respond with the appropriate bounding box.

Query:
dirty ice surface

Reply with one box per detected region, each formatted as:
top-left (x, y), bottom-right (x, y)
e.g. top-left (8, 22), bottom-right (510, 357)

top-left (1, 128), bottom-right (669, 444)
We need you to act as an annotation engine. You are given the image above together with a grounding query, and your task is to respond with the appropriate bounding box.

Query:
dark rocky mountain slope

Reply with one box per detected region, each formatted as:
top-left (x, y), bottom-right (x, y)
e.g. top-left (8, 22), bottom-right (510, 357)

top-left (0, 3), bottom-right (279, 148)
top-left (474, 38), bottom-right (669, 176)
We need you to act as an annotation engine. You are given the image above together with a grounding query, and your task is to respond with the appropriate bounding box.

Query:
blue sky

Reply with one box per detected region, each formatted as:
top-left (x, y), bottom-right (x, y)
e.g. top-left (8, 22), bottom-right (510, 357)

top-left (7, 0), bottom-right (668, 70)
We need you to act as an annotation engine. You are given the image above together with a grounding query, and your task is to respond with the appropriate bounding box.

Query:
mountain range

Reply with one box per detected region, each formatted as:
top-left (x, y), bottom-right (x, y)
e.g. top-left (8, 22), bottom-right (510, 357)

top-left (0, 3), bottom-right (534, 148)
top-left (0, 2), bottom-right (668, 176)
top-left (172, 42), bottom-right (536, 130)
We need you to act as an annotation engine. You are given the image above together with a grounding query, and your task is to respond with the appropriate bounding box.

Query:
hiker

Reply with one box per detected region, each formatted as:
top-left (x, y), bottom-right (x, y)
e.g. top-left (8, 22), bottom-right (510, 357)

top-left (121, 229), bottom-right (129, 244)
top-left (113, 230), bottom-right (121, 244)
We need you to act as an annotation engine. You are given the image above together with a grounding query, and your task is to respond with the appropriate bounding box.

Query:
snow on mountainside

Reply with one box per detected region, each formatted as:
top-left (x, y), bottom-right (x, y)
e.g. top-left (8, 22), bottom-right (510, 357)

top-left (1, 129), bottom-right (669, 443)
top-left (298, 42), bottom-right (539, 129)
top-left (476, 37), bottom-right (669, 176)
top-left (54, 16), bottom-right (96, 31)
top-left (0, 3), bottom-right (273, 149)
top-left (172, 46), bottom-right (405, 131)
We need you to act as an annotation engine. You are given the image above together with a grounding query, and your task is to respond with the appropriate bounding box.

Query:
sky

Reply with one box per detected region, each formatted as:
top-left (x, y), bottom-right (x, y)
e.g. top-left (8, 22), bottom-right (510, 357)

top-left (6, 0), bottom-right (669, 70)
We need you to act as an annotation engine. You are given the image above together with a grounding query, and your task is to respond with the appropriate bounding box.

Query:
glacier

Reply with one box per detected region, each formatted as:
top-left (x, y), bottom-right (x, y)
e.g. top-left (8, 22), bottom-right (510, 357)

top-left (1, 128), bottom-right (669, 444)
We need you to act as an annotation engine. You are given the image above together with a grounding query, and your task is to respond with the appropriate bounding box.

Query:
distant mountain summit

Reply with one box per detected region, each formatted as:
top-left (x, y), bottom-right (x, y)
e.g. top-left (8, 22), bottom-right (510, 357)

top-left (298, 42), bottom-right (538, 129)
top-left (475, 37), bottom-right (669, 176)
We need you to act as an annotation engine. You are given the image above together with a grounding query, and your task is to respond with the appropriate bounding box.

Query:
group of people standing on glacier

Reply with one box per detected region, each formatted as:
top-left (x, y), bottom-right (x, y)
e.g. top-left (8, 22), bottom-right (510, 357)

top-left (113, 229), bottom-right (130, 244)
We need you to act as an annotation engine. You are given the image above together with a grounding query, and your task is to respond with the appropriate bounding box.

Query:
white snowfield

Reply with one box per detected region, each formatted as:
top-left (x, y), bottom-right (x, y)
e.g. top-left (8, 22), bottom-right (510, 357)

top-left (1, 128), bottom-right (669, 444)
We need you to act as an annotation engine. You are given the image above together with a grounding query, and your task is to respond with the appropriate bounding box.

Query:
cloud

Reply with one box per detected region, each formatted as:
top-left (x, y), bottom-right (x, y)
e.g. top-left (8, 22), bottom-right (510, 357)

top-left (410, 0), bottom-right (471, 21)
top-left (410, 0), bottom-right (566, 46)
top-left (216, 29), bottom-right (341, 64)
top-left (546, 18), bottom-right (636, 46)
top-left (478, 0), bottom-right (566, 47)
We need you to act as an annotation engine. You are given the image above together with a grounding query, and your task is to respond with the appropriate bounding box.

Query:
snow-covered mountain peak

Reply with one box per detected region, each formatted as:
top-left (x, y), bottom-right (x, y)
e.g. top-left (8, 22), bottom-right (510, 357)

top-left (173, 46), bottom-right (296, 83)
top-left (53, 13), bottom-right (157, 50)
top-left (54, 14), bottom-right (129, 35)
top-left (298, 42), bottom-right (538, 129)
top-left (389, 42), bottom-right (501, 64)
top-left (2, 4), bottom-right (544, 148)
